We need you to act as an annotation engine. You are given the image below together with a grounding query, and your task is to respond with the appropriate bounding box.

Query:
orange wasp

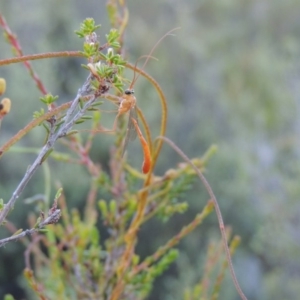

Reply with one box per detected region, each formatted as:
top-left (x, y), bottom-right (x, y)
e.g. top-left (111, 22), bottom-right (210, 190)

top-left (117, 87), bottom-right (151, 174)
top-left (90, 28), bottom-right (179, 174)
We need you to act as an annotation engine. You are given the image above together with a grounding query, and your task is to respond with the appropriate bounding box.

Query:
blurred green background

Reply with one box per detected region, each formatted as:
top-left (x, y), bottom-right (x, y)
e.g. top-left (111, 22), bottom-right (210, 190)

top-left (1, 1), bottom-right (300, 299)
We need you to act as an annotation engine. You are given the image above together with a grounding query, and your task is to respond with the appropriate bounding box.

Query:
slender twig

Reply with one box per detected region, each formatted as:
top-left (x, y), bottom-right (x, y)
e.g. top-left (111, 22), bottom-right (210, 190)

top-left (0, 92), bottom-right (95, 159)
top-left (0, 101), bottom-right (71, 158)
top-left (0, 51), bottom-right (84, 67)
top-left (156, 136), bottom-right (248, 300)
top-left (0, 209), bottom-right (61, 248)
top-left (24, 234), bottom-right (50, 270)
top-left (0, 14), bottom-right (48, 95)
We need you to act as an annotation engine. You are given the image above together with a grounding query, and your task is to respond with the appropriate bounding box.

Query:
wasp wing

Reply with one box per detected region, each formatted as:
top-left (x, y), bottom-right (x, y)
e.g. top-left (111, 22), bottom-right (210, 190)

top-left (122, 106), bottom-right (138, 156)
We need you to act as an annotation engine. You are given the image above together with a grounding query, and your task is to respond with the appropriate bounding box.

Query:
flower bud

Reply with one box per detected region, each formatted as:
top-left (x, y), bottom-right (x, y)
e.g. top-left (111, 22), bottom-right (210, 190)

top-left (0, 98), bottom-right (11, 116)
top-left (0, 78), bottom-right (6, 96)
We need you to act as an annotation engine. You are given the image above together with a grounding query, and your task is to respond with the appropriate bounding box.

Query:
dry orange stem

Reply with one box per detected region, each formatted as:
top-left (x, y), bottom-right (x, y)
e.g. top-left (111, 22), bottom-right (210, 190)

top-left (130, 117), bottom-right (151, 174)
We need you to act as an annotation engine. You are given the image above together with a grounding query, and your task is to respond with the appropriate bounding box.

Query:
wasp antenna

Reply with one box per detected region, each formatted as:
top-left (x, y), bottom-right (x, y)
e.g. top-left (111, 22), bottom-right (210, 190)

top-left (129, 27), bottom-right (181, 89)
top-left (129, 55), bottom-right (158, 89)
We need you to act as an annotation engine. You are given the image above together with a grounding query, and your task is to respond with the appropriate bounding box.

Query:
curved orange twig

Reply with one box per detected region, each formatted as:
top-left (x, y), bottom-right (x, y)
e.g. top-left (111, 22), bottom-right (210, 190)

top-left (130, 117), bottom-right (151, 174)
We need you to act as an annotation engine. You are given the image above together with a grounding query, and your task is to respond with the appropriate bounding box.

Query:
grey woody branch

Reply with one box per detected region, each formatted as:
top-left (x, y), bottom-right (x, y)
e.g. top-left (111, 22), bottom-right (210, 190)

top-left (0, 75), bottom-right (97, 226)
